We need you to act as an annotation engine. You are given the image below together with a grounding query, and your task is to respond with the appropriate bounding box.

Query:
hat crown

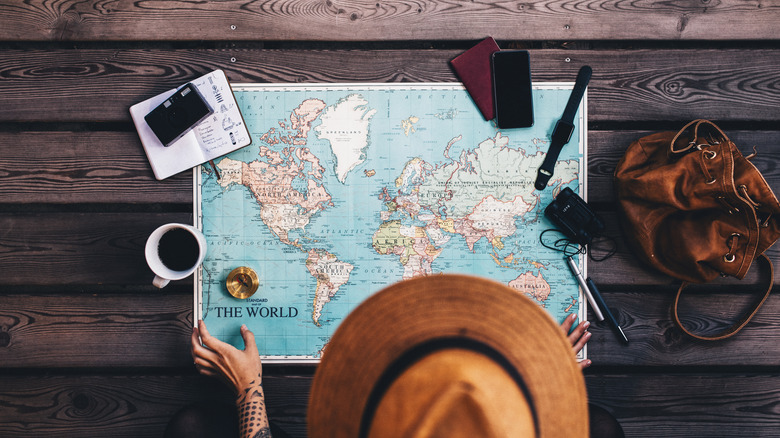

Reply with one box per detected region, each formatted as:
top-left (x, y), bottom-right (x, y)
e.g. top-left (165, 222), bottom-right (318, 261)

top-left (308, 275), bottom-right (589, 438)
top-left (367, 349), bottom-right (535, 438)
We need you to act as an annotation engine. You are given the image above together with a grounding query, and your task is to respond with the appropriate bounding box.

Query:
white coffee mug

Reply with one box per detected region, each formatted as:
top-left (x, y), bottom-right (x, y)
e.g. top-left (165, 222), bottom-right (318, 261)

top-left (145, 223), bottom-right (207, 288)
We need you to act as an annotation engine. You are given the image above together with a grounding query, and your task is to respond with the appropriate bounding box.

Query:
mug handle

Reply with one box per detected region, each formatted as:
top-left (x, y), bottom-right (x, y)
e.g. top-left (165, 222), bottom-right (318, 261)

top-left (153, 275), bottom-right (170, 288)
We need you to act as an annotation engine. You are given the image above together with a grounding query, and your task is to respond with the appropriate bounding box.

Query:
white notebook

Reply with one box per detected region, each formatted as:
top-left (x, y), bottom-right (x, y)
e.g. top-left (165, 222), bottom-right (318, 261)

top-left (130, 69), bottom-right (251, 180)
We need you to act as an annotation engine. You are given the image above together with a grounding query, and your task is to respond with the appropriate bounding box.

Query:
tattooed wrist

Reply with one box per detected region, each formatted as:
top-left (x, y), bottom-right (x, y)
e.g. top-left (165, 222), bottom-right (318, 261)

top-left (237, 375), bottom-right (264, 404)
top-left (237, 376), bottom-right (271, 438)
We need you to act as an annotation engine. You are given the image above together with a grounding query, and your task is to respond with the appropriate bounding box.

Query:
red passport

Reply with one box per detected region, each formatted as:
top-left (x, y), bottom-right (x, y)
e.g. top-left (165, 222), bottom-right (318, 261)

top-left (450, 37), bottom-right (500, 120)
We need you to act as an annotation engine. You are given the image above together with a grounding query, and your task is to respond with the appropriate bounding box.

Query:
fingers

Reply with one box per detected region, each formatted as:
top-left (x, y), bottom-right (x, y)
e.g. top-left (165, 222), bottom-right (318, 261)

top-left (567, 319), bottom-right (589, 346)
top-left (194, 356), bottom-right (214, 371)
top-left (197, 320), bottom-right (220, 349)
top-left (191, 326), bottom-right (206, 358)
top-left (192, 325), bottom-right (224, 369)
top-left (199, 368), bottom-right (217, 377)
top-left (241, 324), bottom-right (259, 356)
top-left (194, 360), bottom-right (219, 378)
top-left (191, 325), bottom-right (201, 354)
top-left (561, 313), bottom-right (578, 334)
top-left (571, 326), bottom-right (591, 354)
top-left (562, 315), bottom-right (593, 370)
top-left (193, 321), bottom-right (258, 364)
top-left (200, 321), bottom-right (242, 360)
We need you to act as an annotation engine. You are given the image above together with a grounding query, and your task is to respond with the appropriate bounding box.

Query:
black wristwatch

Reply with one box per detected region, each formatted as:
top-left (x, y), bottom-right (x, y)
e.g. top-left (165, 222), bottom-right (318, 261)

top-left (534, 66), bottom-right (592, 191)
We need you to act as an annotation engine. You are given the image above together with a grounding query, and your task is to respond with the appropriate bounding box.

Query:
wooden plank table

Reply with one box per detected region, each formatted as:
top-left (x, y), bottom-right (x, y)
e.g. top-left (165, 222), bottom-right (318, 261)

top-left (1, 1), bottom-right (779, 436)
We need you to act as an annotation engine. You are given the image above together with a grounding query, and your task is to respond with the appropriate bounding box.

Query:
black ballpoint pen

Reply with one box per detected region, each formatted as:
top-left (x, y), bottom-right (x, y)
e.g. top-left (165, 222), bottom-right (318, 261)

top-left (586, 277), bottom-right (629, 344)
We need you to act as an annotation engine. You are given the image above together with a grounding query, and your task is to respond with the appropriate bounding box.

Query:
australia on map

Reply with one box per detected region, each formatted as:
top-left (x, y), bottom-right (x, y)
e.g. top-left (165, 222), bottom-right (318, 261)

top-left (195, 83), bottom-right (587, 362)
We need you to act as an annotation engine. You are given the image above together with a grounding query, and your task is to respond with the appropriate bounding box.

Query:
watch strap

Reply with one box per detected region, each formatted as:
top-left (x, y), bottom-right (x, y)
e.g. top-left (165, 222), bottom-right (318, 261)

top-left (561, 66), bottom-right (592, 124)
top-left (534, 66), bottom-right (591, 190)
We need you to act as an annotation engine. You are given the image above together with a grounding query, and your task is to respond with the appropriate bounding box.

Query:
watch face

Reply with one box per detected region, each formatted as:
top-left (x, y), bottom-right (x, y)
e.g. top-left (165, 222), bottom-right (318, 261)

top-left (226, 267), bottom-right (259, 299)
top-left (551, 120), bottom-right (575, 146)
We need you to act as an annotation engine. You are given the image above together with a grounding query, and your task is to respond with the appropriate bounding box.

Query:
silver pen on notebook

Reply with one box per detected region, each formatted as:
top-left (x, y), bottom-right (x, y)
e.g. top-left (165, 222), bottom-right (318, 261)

top-left (565, 255), bottom-right (604, 321)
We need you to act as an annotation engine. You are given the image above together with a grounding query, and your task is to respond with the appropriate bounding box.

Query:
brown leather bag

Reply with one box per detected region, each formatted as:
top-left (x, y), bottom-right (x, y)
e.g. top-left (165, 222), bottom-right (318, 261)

top-left (614, 120), bottom-right (780, 340)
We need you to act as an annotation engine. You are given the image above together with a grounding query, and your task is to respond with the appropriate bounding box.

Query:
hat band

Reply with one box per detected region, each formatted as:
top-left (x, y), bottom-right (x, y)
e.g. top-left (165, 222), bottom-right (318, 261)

top-left (358, 337), bottom-right (540, 438)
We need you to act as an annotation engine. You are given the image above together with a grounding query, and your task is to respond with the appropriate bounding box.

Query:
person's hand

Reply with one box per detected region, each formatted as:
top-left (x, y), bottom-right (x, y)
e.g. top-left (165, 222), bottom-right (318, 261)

top-left (191, 320), bottom-right (263, 396)
top-left (561, 313), bottom-right (592, 370)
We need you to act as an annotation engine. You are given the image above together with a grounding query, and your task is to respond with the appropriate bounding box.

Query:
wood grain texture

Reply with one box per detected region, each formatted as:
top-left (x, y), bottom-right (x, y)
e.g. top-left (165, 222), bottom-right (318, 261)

top-left (2, 210), bottom-right (780, 287)
top-left (3, 288), bottom-right (780, 369)
top-left (0, 49), bottom-right (778, 122)
top-left (3, 130), bottom-right (777, 204)
top-left (0, 132), bottom-right (192, 204)
top-left (0, 4), bottom-right (779, 435)
top-left (587, 289), bottom-right (780, 366)
top-left (0, 0), bottom-right (776, 41)
top-left (0, 374), bottom-right (309, 438)
top-left (2, 372), bottom-right (780, 438)
top-left (0, 213), bottom-right (190, 286)
top-left (587, 374), bottom-right (780, 438)
top-left (0, 294), bottom-right (192, 368)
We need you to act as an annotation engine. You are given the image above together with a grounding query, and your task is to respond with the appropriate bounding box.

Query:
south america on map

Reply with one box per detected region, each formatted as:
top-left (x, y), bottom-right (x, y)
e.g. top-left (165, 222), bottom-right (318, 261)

top-left (196, 83), bottom-right (587, 361)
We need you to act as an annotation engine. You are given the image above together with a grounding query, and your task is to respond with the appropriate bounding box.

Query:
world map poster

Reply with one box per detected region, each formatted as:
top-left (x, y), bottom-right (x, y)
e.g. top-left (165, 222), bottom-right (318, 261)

top-left (195, 83), bottom-right (587, 362)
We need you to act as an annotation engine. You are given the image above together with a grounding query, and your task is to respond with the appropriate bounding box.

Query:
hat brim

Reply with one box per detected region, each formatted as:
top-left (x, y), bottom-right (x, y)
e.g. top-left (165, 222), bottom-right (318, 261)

top-left (308, 274), bottom-right (589, 437)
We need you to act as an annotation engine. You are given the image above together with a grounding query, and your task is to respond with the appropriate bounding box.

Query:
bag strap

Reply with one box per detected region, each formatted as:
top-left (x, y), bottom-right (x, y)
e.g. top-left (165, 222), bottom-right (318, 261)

top-left (670, 119), bottom-right (731, 155)
top-left (672, 253), bottom-right (774, 341)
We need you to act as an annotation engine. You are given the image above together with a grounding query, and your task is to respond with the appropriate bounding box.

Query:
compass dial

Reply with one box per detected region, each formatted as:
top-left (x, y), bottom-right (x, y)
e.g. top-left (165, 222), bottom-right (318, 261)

top-left (226, 267), bottom-right (259, 299)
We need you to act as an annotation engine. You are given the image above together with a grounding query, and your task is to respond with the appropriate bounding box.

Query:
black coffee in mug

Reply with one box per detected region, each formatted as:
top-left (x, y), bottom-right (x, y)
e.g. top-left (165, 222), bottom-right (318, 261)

top-left (157, 228), bottom-right (200, 271)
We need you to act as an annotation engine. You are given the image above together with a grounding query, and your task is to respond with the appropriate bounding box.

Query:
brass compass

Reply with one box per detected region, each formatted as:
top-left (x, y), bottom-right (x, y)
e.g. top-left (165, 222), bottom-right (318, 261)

top-left (226, 267), bottom-right (259, 299)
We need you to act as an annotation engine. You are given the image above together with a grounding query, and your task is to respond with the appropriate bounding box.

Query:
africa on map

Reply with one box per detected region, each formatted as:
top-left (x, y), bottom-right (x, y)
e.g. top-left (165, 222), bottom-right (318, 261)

top-left (195, 83), bottom-right (587, 362)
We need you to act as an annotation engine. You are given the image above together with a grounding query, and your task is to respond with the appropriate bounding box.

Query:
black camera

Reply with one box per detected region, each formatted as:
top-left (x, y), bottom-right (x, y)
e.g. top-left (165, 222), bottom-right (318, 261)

top-left (544, 187), bottom-right (604, 246)
top-left (144, 83), bottom-right (213, 147)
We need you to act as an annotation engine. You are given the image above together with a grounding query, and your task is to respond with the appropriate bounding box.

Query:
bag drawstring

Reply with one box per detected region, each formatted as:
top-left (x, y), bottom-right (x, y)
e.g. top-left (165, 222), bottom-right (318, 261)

top-left (699, 148), bottom-right (717, 184)
top-left (746, 145), bottom-right (758, 161)
top-left (724, 233), bottom-right (741, 263)
top-left (761, 214), bottom-right (772, 228)
top-left (736, 183), bottom-right (771, 227)
top-left (715, 196), bottom-right (739, 214)
top-left (738, 185), bottom-right (760, 207)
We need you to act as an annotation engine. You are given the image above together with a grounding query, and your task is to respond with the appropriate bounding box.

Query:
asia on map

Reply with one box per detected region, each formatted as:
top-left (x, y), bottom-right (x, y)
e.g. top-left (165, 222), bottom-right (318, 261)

top-left (195, 83), bottom-right (587, 362)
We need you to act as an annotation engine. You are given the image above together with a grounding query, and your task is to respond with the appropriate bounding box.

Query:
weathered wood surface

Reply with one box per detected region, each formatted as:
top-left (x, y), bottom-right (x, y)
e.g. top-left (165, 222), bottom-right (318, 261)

top-left (0, 0), bottom-right (776, 41)
top-left (0, 132), bottom-right (192, 204)
top-left (3, 290), bottom-right (780, 369)
top-left (586, 374), bottom-right (780, 438)
top-left (589, 290), bottom-right (780, 366)
top-left (0, 294), bottom-right (193, 368)
top-left (2, 372), bottom-right (780, 438)
top-left (1, 49), bottom-right (779, 122)
top-left (1, 0), bottom-right (779, 436)
top-left (0, 213), bottom-right (190, 286)
top-left (0, 374), bottom-right (310, 438)
top-left (4, 210), bottom-right (780, 287)
top-left (4, 130), bottom-right (777, 205)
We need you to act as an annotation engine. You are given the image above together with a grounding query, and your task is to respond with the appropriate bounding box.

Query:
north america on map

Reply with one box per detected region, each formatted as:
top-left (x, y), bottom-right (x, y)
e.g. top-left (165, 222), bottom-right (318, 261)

top-left (197, 84), bottom-right (586, 360)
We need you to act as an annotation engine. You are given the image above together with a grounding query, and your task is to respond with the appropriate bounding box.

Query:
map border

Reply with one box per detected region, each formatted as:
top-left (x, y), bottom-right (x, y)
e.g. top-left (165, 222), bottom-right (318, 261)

top-left (193, 82), bottom-right (588, 363)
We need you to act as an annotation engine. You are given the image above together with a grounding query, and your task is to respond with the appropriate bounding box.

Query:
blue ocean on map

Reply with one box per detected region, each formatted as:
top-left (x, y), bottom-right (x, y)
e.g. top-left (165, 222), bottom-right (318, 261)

top-left (197, 83), bottom-right (586, 360)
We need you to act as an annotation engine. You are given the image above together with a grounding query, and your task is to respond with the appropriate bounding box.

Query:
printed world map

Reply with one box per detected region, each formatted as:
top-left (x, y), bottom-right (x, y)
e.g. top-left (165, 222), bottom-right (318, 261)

top-left (196, 83), bottom-right (586, 361)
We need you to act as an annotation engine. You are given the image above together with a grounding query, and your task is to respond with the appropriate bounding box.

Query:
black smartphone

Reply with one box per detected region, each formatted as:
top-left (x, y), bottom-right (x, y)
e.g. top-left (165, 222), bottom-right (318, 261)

top-left (491, 50), bottom-right (534, 129)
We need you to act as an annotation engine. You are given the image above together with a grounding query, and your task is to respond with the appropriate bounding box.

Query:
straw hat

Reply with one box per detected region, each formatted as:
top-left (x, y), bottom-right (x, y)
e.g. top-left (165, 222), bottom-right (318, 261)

top-left (308, 274), bottom-right (589, 437)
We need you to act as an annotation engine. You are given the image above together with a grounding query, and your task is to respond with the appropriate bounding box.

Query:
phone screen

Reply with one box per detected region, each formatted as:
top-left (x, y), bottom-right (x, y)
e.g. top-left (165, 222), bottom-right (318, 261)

top-left (491, 50), bottom-right (534, 129)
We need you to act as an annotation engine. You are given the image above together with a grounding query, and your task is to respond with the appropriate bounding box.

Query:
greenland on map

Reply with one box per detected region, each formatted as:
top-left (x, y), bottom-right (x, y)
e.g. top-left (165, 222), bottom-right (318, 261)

top-left (195, 83), bottom-right (587, 362)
